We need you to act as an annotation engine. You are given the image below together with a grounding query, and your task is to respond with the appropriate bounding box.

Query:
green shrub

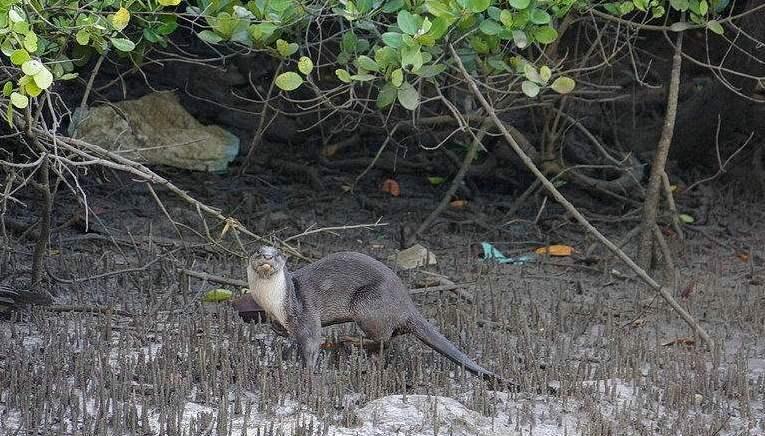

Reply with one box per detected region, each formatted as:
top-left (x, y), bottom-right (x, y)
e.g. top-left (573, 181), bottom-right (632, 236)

top-left (0, 0), bottom-right (731, 120)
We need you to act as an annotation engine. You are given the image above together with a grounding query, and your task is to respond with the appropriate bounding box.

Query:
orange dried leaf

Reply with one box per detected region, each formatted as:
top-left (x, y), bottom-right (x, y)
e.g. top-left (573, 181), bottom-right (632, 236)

top-left (737, 253), bottom-right (749, 262)
top-left (535, 245), bottom-right (575, 256)
top-left (450, 199), bottom-right (467, 208)
top-left (381, 178), bottom-right (400, 197)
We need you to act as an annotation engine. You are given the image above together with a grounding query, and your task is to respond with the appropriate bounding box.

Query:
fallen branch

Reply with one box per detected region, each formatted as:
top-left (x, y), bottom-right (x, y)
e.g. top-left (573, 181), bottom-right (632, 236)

top-left (450, 44), bottom-right (715, 350)
top-left (181, 268), bottom-right (247, 288)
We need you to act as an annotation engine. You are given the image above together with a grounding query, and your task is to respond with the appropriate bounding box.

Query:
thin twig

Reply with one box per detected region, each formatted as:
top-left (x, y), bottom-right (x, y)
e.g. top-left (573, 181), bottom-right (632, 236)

top-left (283, 219), bottom-right (388, 243)
top-left (181, 268), bottom-right (248, 288)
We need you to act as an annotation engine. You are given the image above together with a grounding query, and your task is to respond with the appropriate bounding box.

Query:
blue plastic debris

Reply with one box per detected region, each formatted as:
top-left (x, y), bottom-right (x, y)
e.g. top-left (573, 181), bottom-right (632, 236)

top-left (481, 242), bottom-right (537, 265)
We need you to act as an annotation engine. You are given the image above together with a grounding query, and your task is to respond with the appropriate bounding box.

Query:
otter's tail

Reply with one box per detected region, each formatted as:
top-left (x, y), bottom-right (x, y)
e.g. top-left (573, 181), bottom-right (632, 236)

top-left (407, 315), bottom-right (498, 381)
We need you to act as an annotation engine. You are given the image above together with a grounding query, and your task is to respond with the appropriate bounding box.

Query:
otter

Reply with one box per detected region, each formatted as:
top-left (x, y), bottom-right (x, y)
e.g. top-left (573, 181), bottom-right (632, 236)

top-left (246, 245), bottom-right (505, 383)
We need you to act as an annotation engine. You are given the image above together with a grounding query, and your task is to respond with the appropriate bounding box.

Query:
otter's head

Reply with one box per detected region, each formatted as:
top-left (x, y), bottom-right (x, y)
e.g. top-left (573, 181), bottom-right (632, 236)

top-left (248, 246), bottom-right (286, 279)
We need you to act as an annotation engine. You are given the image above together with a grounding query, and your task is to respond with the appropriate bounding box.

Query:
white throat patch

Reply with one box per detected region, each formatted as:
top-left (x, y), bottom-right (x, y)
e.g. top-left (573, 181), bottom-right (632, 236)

top-left (247, 266), bottom-right (289, 329)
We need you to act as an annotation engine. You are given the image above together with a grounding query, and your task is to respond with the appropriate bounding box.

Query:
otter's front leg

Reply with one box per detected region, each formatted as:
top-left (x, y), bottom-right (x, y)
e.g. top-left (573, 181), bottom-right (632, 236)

top-left (270, 320), bottom-right (290, 338)
top-left (294, 314), bottom-right (322, 369)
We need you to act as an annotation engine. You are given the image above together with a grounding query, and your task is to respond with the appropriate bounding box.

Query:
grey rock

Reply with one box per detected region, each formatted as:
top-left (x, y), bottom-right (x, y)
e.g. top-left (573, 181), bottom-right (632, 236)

top-left (71, 92), bottom-right (239, 172)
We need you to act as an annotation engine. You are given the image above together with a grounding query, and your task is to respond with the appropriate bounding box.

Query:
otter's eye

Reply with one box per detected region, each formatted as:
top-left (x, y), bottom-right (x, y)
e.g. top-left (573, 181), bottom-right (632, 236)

top-left (263, 254), bottom-right (272, 260)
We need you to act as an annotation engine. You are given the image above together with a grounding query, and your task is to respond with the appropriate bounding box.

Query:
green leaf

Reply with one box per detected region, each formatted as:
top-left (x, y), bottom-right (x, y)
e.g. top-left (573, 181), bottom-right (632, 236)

top-left (377, 82), bottom-right (398, 108)
top-left (521, 80), bottom-right (540, 97)
top-left (276, 39), bottom-right (299, 57)
top-left (512, 30), bottom-right (529, 48)
top-left (678, 213), bottom-right (695, 224)
top-left (534, 26), bottom-right (558, 44)
top-left (157, 17), bottom-right (179, 35)
top-left (59, 73), bottom-right (79, 81)
top-left (401, 45), bottom-right (423, 70)
top-left (111, 7), bottom-right (130, 31)
top-left (382, 32), bottom-right (404, 48)
top-left (23, 33), bottom-right (38, 53)
top-left (341, 32), bottom-right (358, 52)
top-left (550, 76), bottom-right (575, 94)
top-left (356, 55), bottom-right (379, 72)
top-left (397, 82), bottom-right (419, 110)
top-left (197, 30), bottom-right (223, 44)
top-left (529, 9), bottom-right (551, 25)
top-left (9, 49), bottom-right (30, 66)
top-left (432, 16), bottom-right (453, 38)
top-left (425, 0), bottom-right (454, 17)
top-left (618, 1), bottom-right (635, 15)
top-left (335, 68), bottom-right (352, 83)
top-left (415, 63), bottom-right (446, 77)
top-left (523, 64), bottom-right (541, 83)
top-left (12, 21), bottom-right (29, 34)
top-left (2, 82), bottom-right (12, 97)
top-left (110, 37), bottom-right (136, 52)
top-left (670, 0), bottom-right (689, 11)
top-left (275, 72), bottom-right (304, 90)
top-left (143, 28), bottom-right (161, 43)
top-left (467, 0), bottom-right (491, 13)
top-left (201, 288), bottom-right (233, 303)
top-left (391, 68), bottom-right (404, 87)
top-left (158, 0), bottom-right (181, 5)
top-left (10, 92), bottom-right (28, 109)
top-left (500, 9), bottom-right (513, 27)
top-left (24, 80), bottom-right (42, 97)
top-left (33, 67), bottom-right (53, 90)
top-left (479, 19), bottom-right (503, 35)
top-left (375, 46), bottom-right (398, 69)
top-left (539, 65), bottom-right (552, 83)
top-left (707, 20), bottom-right (723, 35)
top-left (350, 73), bottom-right (376, 81)
top-left (8, 9), bottom-right (24, 23)
top-left (76, 29), bottom-right (90, 45)
top-left (428, 176), bottom-right (446, 185)
top-left (397, 10), bottom-right (419, 35)
top-left (298, 57), bottom-right (314, 75)
top-left (508, 0), bottom-right (530, 9)
top-left (21, 60), bottom-right (43, 76)
top-left (633, 0), bottom-right (649, 12)
top-left (487, 57), bottom-right (511, 72)
top-left (383, 0), bottom-right (405, 13)
top-left (250, 23), bottom-right (277, 43)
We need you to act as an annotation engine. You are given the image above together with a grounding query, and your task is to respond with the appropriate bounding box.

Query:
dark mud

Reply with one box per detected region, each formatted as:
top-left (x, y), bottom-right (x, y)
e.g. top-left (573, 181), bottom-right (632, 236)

top-left (1, 167), bottom-right (764, 435)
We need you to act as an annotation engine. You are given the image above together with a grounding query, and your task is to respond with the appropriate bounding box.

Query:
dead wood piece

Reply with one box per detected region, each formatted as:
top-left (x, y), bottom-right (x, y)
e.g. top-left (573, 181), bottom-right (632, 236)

top-left (637, 29), bottom-right (684, 270)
